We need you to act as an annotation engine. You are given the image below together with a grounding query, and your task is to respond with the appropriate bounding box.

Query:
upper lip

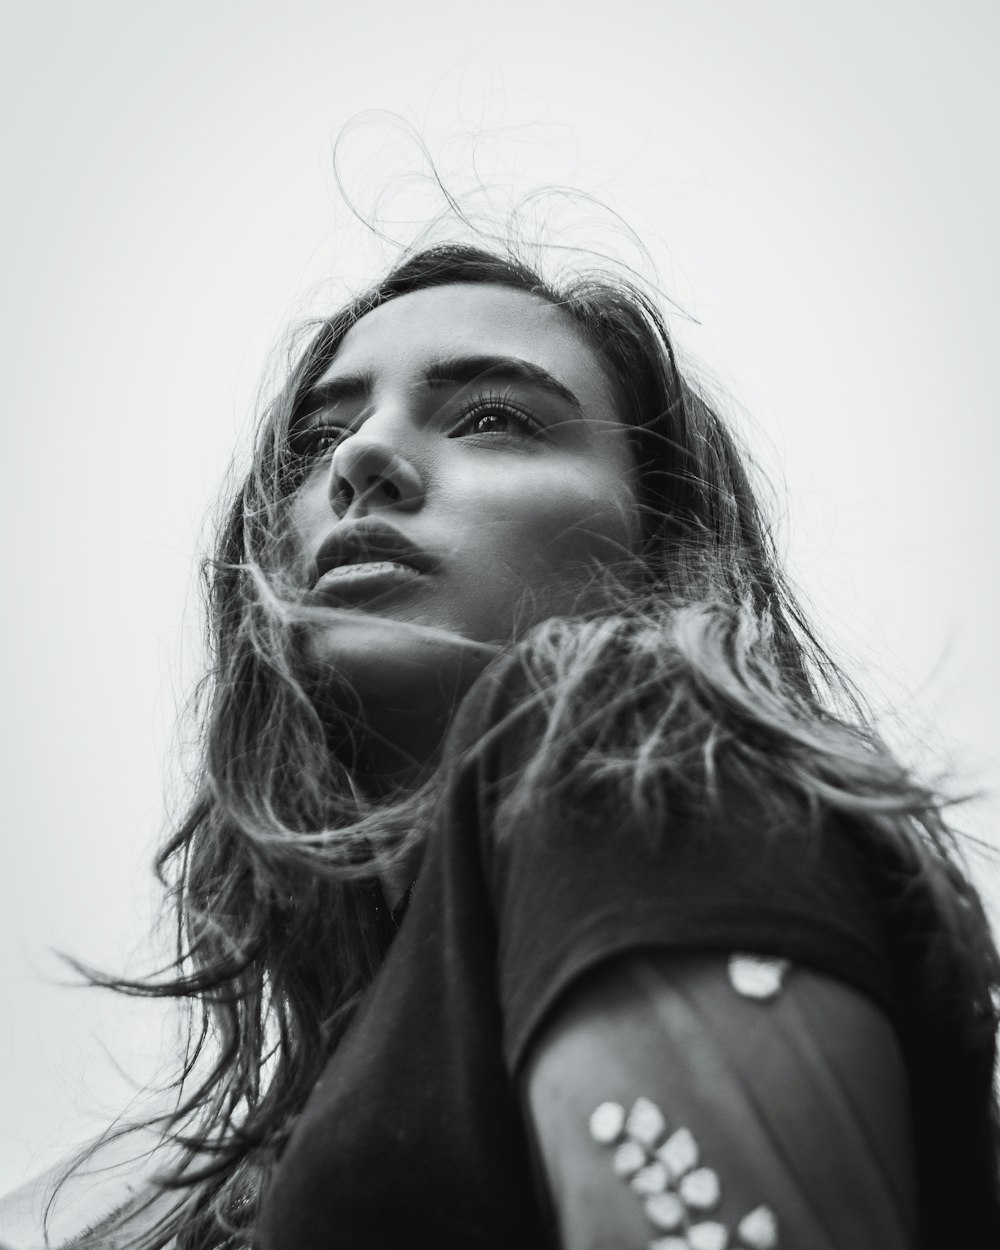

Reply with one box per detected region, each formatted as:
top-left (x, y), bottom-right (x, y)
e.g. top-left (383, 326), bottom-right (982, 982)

top-left (311, 519), bottom-right (437, 585)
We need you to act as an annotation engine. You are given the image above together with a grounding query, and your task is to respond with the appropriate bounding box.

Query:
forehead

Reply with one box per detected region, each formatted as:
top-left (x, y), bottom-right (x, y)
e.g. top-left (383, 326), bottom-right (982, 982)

top-left (322, 282), bottom-right (621, 415)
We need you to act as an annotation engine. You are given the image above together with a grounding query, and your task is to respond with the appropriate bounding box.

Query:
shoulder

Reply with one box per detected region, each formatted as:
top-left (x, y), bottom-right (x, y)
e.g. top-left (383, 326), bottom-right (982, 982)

top-left (439, 626), bottom-right (791, 847)
top-left (435, 621), bottom-right (916, 936)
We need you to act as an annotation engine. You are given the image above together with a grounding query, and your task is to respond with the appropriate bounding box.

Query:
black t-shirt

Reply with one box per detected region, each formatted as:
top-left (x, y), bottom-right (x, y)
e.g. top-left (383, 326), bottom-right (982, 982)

top-left (256, 654), bottom-right (999, 1249)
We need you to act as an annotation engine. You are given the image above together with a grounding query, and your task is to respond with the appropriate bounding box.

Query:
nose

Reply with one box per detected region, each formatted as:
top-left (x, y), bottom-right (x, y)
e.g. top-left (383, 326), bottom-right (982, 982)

top-left (327, 431), bottom-right (424, 518)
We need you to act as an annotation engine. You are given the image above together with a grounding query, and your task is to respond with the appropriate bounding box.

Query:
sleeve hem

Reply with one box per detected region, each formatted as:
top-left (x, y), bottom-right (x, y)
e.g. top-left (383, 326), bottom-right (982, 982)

top-left (505, 906), bottom-right (897, 1076)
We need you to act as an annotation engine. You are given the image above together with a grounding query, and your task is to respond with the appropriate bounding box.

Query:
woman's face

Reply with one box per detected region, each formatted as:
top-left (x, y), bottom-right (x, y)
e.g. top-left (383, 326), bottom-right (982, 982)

top-left (288, 282), bottom-right (637, 699)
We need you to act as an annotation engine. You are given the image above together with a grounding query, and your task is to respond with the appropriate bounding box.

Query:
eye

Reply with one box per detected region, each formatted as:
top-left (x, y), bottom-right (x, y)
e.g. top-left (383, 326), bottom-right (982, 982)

top-left (288, 423), bottom-right (351, 460)
top-left (448, 392), bottom-right (543, 441)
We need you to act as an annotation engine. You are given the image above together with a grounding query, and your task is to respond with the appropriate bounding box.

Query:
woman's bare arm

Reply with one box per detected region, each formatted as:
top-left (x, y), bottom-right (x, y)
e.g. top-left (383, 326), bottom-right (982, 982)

top-left (523, 953), bottom-right (918, 1250)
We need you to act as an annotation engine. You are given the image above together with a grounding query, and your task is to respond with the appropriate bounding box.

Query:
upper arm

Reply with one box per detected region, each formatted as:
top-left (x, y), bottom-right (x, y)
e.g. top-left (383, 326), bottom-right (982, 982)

top-left (522, 952), bottom-right (918, 1250)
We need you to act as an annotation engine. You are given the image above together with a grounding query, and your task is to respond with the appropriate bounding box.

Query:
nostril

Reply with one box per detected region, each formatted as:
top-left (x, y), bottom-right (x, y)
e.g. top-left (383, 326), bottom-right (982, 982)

top-left (333, 478), bottom-right (355, 514)
top-left (370, 475), bottom-right (401, 502)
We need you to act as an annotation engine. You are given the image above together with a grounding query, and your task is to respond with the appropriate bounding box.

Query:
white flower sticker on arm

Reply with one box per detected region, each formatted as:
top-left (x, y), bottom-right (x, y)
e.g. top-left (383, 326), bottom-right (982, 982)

top-left (589, 1095), bottom-right (780, 1249)
top-left (726, 955), bottom-right (791, 1002)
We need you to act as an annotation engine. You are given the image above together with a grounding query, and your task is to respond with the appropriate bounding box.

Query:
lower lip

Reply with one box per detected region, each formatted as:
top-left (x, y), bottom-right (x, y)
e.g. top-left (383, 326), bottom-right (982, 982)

top-left (309, 560), bottom-right (423, 603)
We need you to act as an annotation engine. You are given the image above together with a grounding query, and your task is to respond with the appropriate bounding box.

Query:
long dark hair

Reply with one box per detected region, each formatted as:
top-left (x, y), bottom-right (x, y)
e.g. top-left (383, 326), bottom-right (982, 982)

top-left (62, 243), bottom-right (999, 1248)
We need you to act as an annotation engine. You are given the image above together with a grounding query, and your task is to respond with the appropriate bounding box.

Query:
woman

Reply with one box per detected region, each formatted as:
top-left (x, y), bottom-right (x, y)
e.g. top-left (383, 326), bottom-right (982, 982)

top-left (34, 242), bottom-right (1000, 1248)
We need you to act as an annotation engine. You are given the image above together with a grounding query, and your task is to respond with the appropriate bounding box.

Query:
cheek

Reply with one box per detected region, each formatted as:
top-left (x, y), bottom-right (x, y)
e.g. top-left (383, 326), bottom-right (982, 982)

top-left (288, 471), bottom-right (334, 553)
top-left (518, 493), bottom-right (634, 568)
top-left (464, 468), bottom-right (637, 605)
top-left (519, 462), bottom-right (637, 561)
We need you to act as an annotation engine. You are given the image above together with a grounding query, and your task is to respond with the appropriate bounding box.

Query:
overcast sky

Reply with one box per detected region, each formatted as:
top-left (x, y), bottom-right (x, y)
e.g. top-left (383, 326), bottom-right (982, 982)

top-left (2, 0), bottom-right (997, 1199)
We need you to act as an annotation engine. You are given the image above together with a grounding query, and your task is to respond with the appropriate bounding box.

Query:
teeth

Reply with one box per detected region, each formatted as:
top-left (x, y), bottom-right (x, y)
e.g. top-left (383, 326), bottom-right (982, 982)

top-left (322, 560), bottom-right (414, 580)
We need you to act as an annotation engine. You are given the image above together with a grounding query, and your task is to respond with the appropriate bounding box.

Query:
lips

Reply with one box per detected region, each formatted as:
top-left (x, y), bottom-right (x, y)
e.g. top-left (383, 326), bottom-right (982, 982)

top-left (311, 519), bottom-right (437, 587)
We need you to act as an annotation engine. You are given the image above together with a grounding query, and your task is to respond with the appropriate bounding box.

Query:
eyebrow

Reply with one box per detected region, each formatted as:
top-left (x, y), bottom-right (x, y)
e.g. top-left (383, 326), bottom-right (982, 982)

top-left (297, 353), bottom-right (583, 418)
top-left (296, 371), bottom-right (373, 418)
top-left (423, 354), bottom-right (583, 413)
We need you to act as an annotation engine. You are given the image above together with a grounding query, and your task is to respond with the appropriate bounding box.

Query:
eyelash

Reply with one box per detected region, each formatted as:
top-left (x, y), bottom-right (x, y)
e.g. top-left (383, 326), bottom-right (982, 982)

top-left (288, 390), bottom-right (543, 462)
top-left (289, 424), bottom-right (348, 460)
top-left (448, 391), bottom-right (543, 440)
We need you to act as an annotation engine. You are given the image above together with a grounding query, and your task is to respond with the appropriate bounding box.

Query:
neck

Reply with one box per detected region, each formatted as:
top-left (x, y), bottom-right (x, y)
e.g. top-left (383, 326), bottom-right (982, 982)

top-left (352, 701), bottom-right (449, 915)
top-left (354, 690), bottom-right (454, 791)
top-left (350, 642), bottom-right (496, 789)
top-left (353, 655), bottom-right (492, 908)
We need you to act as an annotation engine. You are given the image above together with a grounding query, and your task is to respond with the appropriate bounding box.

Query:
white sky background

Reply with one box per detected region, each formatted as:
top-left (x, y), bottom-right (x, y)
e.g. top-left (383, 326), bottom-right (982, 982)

top-left (1, 0), bottom-right (997, 1199)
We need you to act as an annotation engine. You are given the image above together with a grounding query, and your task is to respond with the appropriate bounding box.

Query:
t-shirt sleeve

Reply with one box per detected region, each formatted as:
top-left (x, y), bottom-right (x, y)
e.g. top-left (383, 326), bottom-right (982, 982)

top-left (440, 650), bottom-right (898, 1078)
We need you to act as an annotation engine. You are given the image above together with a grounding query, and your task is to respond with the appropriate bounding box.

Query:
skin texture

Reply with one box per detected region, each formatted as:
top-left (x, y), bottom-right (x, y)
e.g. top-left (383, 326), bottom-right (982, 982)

top-left (289, 282), bottom-right (638, 781)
